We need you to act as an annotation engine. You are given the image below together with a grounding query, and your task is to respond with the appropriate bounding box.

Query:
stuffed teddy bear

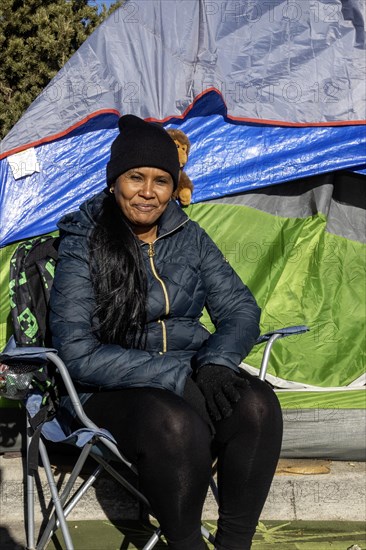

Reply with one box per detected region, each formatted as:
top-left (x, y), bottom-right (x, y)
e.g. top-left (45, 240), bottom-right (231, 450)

top-left (167, 128), bottom-right (194, 206)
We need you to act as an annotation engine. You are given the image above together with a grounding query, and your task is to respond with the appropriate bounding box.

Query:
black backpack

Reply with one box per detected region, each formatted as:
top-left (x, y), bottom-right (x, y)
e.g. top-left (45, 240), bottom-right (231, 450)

top-left (3, 235), bottom-right (61, 470)
top-left (9, 235), bottom-right (59, 347)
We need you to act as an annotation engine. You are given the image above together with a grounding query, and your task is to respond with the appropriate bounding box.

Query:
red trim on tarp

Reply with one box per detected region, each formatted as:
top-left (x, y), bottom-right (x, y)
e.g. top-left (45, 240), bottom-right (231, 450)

top-left (0, 109), bottom-right (121, 160)
top-left (1, 90), bottom-right (365, 160)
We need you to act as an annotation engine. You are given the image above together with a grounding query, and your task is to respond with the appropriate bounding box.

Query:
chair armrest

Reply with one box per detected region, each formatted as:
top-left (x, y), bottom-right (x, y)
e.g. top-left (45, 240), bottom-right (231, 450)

top-left (255, 325), bottom-right (309, 345)
top-left (46, 352), bottom-right (135, 471)
top-left (46, 352), bottom-right (97, 430)
top-left (255, 325), bottom-right (309, 381)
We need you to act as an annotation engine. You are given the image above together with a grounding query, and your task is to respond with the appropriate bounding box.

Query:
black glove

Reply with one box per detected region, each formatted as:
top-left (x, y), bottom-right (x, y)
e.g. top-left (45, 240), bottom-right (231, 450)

top-left (195, 364), bottom-right (249, 422)
top-left (182, 376), bottom-right (214, 433)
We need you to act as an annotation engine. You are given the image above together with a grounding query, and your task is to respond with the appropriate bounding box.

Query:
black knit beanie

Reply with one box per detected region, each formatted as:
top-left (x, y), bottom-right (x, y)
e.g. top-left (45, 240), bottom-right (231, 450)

top-left (106, 115), bottom-right (180, 189)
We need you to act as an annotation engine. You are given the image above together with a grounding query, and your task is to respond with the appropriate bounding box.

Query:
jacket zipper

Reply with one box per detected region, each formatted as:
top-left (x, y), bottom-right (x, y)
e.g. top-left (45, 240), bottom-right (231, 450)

top-left (148, 242), bottom-right (169, 353)
top-left (146, 219), bottom-right (189, 354)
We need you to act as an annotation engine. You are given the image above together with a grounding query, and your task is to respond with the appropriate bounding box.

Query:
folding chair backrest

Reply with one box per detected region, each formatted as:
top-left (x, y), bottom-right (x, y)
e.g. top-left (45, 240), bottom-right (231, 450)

top-left (9, 236), bottom-right (59, 347)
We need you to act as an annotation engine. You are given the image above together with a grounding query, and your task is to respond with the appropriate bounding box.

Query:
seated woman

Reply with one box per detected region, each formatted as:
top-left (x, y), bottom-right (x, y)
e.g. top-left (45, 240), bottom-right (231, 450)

top-left (49, 115), bottom-right (283, 550)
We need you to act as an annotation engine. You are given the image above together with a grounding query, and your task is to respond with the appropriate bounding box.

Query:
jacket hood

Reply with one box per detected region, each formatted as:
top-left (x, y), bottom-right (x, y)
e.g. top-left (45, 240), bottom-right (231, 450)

top-left (57, 188), bottom-right (188, 239)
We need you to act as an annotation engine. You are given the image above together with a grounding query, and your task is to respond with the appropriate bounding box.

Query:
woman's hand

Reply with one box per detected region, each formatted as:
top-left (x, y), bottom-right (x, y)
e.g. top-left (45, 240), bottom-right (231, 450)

top-left (195, 364), bottom-right (249, 422)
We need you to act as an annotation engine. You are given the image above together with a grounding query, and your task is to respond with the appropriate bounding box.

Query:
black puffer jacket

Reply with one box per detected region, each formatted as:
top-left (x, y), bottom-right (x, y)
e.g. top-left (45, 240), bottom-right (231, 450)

top-left (49, 189), bottom-right (260, 397)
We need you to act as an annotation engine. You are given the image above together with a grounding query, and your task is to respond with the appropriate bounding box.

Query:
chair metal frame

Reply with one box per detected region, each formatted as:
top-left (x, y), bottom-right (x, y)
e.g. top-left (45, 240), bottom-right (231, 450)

top-left (24, 325), bottom-right (308, 550)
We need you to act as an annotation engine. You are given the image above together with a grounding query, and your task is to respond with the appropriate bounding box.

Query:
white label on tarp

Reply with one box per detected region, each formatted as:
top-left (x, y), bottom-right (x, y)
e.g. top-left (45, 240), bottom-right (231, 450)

top-left (7, 148), bottom-right (40, 180)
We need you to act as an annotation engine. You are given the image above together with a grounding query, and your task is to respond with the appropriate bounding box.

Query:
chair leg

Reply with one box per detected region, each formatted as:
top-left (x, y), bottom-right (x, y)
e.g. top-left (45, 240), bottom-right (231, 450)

top-left (36, 439), bottom-right (74, 550)
top-left (210, 475), bottom-right (219, 505)
top-left (26, 422), bottom-right (36, 550)
top-left (57, 441), bottom-right (95, 506)
top-left (142, 528), bottom-right (162, 550)
top-left (33, 441), bottom-right (96, 546)
top-left (92, 452), bottom-right (151, 508)
top-left (58, 464), bottom-right (104, 522)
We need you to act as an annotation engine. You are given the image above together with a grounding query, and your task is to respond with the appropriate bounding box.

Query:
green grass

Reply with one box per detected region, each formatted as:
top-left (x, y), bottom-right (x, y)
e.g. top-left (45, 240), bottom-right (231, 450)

top-left (47, 520), bottom-right (366, 549)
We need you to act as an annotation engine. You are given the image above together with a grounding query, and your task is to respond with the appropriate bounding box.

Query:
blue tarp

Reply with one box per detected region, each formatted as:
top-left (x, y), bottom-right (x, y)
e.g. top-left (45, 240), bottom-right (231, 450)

top-left (0, 0), bottom-right (365, 247)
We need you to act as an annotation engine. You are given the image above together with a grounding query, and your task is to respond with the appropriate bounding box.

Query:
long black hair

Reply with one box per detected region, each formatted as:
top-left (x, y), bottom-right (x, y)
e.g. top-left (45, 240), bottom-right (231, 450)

top-left (89, 192), bottom-right (147, 348)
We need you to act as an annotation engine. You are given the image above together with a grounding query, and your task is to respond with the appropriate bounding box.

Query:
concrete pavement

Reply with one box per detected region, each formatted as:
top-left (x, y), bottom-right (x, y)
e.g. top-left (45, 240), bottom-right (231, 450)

top-left (0, 453), bottom-right (365, 548)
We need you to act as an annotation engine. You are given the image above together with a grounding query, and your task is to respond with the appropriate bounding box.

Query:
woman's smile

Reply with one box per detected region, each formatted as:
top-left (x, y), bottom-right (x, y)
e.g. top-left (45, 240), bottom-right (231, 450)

top-left (133, 203), bottom-right (157, 211)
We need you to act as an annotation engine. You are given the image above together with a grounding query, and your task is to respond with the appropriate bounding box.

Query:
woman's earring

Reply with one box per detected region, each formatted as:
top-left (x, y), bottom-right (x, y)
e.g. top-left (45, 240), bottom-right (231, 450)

top-left (109, 187), bottom-right (114, 194)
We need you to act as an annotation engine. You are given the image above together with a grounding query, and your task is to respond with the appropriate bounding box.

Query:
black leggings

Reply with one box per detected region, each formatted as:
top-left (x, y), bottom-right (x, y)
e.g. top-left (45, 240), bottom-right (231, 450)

top-left (83, 373), bottom-right (283, 550)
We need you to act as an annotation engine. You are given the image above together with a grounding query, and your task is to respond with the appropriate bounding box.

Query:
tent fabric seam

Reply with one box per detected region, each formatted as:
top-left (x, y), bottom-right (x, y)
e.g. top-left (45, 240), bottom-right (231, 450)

top-left (200, 200), bottom-right (366, 245)
top-left (241, 364), bottom-right (366, 391)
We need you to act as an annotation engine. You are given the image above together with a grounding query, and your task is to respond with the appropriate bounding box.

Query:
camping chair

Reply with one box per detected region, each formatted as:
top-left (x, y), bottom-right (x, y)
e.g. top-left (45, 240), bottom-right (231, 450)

top-left (1, 236), bottom-right (309, 550)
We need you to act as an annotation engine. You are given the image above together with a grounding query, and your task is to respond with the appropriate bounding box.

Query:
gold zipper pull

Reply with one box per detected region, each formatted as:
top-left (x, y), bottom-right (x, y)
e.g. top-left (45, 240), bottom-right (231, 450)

top-left (148, 243), bottom-right (155, 257)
